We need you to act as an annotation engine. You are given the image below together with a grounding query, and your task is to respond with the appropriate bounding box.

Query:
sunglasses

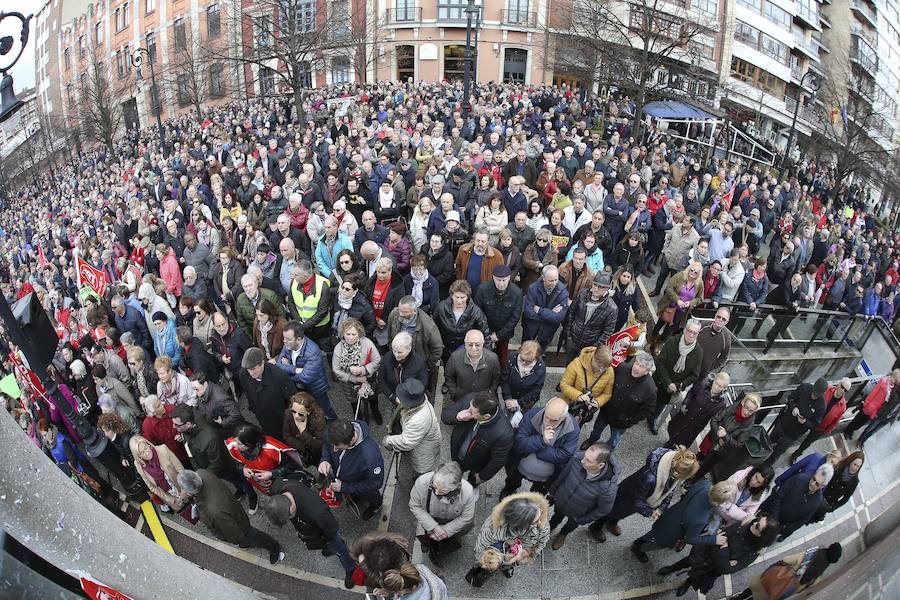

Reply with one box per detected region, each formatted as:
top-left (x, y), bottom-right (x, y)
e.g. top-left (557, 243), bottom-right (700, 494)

top-left (291, 409), bottom-right (308, 416)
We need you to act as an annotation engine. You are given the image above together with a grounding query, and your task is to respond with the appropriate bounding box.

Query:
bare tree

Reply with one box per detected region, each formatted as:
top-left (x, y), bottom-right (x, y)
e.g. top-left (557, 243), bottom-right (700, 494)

top-left (72, 46), bottom-right (124, 159)
top-left (550, 0), bottom-right (720, 136)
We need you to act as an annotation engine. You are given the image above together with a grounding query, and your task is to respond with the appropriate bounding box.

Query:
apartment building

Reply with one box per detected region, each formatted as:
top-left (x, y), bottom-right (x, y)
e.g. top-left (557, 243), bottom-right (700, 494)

top-left (33, 0), bottom-right (66, 119)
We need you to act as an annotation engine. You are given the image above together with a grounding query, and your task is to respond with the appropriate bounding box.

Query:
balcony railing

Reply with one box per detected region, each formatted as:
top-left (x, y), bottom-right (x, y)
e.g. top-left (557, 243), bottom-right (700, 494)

top-left (385, 7), bottom-right (422, 23)
top-left (850, 0), bottom-right (877, 27)
top-left (437, 3), bottom-right (482, 22)
top-left (785, 95), bottom-right (817, 123)
top-left (501, 9), bottom-right (537, 27)
top-left (850, 46), bottom-right (878, 78)
top-left (794, 3), bottom-right (820, 28)
top-left (790, 63), bottom-right (803, 81)
top-left (850, 24), bottom-right (877, 49)
top-left (793, 32), bottom-right (820, 59)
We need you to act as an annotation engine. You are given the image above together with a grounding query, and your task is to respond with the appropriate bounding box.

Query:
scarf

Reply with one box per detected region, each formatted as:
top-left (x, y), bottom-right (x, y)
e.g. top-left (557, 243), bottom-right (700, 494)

top-left (338, 340), bottom-right (362, 374)
top-left (517, 355), bottom-right (536, 378)
top-left (142, 445), bottom-right (168, 488)
top-left (259, 319), bottom-right (274, 359)
top-left (410, 270), bottom-right (428, 307)
top-left (674, 335), bottom-right (696, 373)
top-left (379, 189), bottom-right (394, 209)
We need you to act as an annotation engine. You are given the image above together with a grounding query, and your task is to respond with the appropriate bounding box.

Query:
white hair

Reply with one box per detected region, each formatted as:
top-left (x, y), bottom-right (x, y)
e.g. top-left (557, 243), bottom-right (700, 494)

top-left (816, 463), bottom-right (835, 486)
top-left (177, 470), bottom-right (204, 495)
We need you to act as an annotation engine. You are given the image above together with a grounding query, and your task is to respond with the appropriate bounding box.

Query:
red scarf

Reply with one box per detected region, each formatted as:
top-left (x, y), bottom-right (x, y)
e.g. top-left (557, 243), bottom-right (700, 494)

top-left (371, 277), bottom-right (391, 320)
top-left (703, 273), bottom-right (720, 299)
top-left (303, 275), bottom-right (316, 296)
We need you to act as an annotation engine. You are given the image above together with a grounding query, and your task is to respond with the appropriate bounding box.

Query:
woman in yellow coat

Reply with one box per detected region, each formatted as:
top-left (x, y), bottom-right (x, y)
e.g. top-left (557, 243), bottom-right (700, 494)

top-left (559, 345), bottom-right (615, 426)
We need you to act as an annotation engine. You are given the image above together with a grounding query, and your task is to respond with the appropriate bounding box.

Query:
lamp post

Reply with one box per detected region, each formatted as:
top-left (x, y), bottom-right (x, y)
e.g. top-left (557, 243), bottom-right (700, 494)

top-left (462, 0), bottom-right (479, 116)
top-left (130, 46), bottom-right (164, 145)
top-left (780, 71), bottom-right (820, 175)
top-left (0, 11), bottom-right (33, 123)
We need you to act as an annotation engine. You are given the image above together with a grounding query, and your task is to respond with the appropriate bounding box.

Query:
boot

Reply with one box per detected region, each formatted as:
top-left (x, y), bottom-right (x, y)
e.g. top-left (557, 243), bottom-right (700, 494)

top-left (368, 396), bottom-right (383, 426)
top-left (551, 534), bottom-right (567, 550)
top-left (465, 566), bottom-right (492, 587)
top-left (631, 542), bottom-right (649, 563)
top-left (607, 522), bottom-right (622, 536)
top-left (590, 527), bottom-right (607, 542)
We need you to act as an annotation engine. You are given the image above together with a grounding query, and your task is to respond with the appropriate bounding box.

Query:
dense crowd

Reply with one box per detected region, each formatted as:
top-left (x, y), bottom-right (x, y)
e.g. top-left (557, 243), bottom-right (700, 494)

top-left (3, 79), bottom-right (900, 599)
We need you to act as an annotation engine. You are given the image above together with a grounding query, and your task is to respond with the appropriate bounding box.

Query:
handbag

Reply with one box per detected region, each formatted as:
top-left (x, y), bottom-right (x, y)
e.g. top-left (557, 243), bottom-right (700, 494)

top-left (759, 561), bottom-right (800, 600)
top-left (660, 304), bottom-right (677, 325)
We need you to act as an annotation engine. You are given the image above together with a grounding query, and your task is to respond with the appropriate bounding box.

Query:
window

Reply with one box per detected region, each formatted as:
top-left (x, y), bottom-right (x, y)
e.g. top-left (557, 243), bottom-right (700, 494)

top-left (64, 47), bottom-right (70, 69)
top-left (116, 51), bottom-right (124, 77)
top-left (736, 0), bottom-right (760, 11)
top-left (255, 16), bottom-right (273, 49)
top-left (207, 4), bottom-right (221, 38)
top-left (78, 35), bottom-right (85, 59)
top-left (730, 57), bottom-right (786, 98)
top-left (690, 34), bottom-right (716, 60)
top-left (145, 0), bottom-right (155, 13)
top-left (259, 66), bottom-right (276, 95)
top-left (209, 63), bottom-right (225, 97)
top-left (124, 44), bottom-right (131, 72)
top-left (764, 2), bottom-right (791, 30)
top-left (331, 0), bottom-right (350, 40)
top-left (147, 32), bottom-right (157, 63)
top-left (394, 0), bottom-right (417, 20)
top-left (331, 56), bottom-right (351, 83)
top-left (177, 74), bottom-right (190, 106)
top-left (693, 0), bottom-right (718, 17)
top-left (760, 33), bottom-right (788, 63)
top-left (735, 20), bottom-right (757, 46)
top-left (297, 61), bottom-right (313, 87)
top-left (438, 0), bottom-right (481, 21)
top-left (95, 21), bottom-right (103, 45)
top-left (502, 47), bottom-right (527, 83)
top-left (115, 3), bottom-right (130, 31)
top-left (279, 0), bottom-right (316, 35)
top-left (507, 0), bottom-right (530, 23)
top-left (114, 8), bottom-right (122, 32)
top-left (174, 18), bottom-right (186, 49)
top-left (629, 8), bottom-right (682, 40)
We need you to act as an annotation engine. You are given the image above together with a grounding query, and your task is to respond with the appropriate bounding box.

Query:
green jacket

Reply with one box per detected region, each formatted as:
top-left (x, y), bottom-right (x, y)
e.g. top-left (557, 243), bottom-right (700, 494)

top-left (183, 415), bottom-right (232, 476)
top-left (196, 469), bottom-right (250, 544)
top-left (653, 336), bottom-right (704, 393)
top-left (234, 288), bottom-right (285, 337)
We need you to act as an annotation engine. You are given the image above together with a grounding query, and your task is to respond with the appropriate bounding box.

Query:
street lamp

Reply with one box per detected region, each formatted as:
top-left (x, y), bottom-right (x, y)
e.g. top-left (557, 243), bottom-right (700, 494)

top-left (780, 71), bottom-right (820, 174)
top-left (462, 0), bottom-right (480, 116)
top-left (130, 46), bottom-right (165, 145)
top-left (0, 11), bottom-right (33, 123)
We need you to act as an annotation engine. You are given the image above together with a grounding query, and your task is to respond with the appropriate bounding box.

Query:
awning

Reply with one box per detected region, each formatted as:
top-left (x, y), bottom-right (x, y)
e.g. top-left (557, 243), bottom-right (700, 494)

top-left (642, 100), bottom-right (719, 120)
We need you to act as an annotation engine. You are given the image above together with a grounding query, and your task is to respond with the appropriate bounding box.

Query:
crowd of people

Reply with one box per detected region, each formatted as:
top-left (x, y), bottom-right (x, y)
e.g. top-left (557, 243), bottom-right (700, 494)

top-left (4, 79), bottom-right (900, 599)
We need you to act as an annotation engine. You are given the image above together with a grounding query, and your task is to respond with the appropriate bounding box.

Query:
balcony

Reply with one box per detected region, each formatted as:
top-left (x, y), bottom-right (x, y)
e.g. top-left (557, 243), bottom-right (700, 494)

top-left (436, 3), bottom-right (482, 24)
top-left (850, 0), bottom-right (877, 28)
top-left (785, 95), bottom-right (817, 123)
top-left (385, 7), bottom-right (422, 24)
top-left (790, 63), bottom-right (803, 82)
top-left (793, 31), bottom-right (820, 60)
top-left (850, 46), bottom-right (878, 78)
top-left (793, 3), bottom-right (821, 30)
top-left (850, 24), bottom-right (877, 49)
top-left (849, 76), bottom-right (875, 105)
top-left (501, 9), bottom-right (538, 27)
top-left (819, 13), bottom-right (831, 28)
top-left (812, 34), bottom-right (829, 53)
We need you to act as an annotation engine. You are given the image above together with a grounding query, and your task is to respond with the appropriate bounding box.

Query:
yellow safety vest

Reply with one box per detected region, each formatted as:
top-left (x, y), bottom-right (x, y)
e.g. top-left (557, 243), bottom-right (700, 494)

top-left (291, 275), bottom-right (331, 327)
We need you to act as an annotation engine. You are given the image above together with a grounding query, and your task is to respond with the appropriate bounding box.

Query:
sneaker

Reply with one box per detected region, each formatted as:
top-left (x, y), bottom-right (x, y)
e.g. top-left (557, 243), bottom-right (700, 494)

top-left (321, 546), bottom-right (334, 557)
top-left (248, 494), bottom-right (259, 515)
top-left (269, 548), bottom-right (284, 565)
top-left (343, 572), bottom-right (355, 589)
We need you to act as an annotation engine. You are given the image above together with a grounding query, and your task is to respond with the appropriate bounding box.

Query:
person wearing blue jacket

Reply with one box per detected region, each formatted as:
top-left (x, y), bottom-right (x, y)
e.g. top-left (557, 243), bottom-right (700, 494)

top-left (275, 320), bottom-right (336, 420)
top-left (862, 282), bottom-right (883, 317)
top-left (631, 479), bottom-right (730, 563)
top-left (318, 419), bottom-right (385, 521)
top-left (112, 295), bottom-right (152, 354)
top-left (151, 311), bottom-right (183, 367)
top-left (522, 266), bottom-right (570, 348)
top-left (733, 257), bottom-right (769, 336)
top-left (501, 397), bottom-right (580, 499)
top-left (314, 218), bottom-right (354, 279)
top-left (775, 450), bottom-right (840, 487)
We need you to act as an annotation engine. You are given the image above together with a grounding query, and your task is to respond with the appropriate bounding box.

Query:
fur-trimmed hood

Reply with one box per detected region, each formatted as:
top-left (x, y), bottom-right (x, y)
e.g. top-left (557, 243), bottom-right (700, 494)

top-left (490, 491), bottom-right (550, 530)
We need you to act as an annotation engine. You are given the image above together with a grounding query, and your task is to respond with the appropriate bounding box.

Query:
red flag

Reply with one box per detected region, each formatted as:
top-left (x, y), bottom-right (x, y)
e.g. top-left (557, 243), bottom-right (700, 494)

top-left (720, 180), bottom-right (737, 213)
top-left (37, 244), bottom-right (49, 268)
top-left (79, 574), bottom-right (133, 600)
top-left (75, 255), bottom-right (107, 297)
top-left (608, 324), bottom-right (642, 368)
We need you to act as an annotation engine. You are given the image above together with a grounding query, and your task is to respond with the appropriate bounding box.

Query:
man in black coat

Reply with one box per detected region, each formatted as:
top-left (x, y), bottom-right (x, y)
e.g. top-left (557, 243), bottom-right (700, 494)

top-left (210, 312), bottom-right (253, 388)
top-left (261, 477), bottom-right (357, 589)
top-left (581, 353), bottom-right (657, 451)
top-left (759, 466), bottom-right (831, 540)
top-left (473, 265), bottom-right (524, 365)
top-left (767, 240), bottom-right (796, 286)
top-left (441, 391), bottom-right (514, 489)
top-left (238, 347), bottom-right (297, 440)
top-left (767, 378), bottom-right (827, 464)
top-left (177, 327), bottom-right (222, 383)
top-left (758, 272), bottom-right (803, 349)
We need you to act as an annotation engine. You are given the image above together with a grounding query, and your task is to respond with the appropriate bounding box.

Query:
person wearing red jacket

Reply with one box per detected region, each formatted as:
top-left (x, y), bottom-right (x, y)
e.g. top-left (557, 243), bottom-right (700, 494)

top-left (226, 424), bottom-right (304, 497)
top-left (844, 369), bottom-right (900, 447)
top-left (791, 378), bottom-right (851, 462)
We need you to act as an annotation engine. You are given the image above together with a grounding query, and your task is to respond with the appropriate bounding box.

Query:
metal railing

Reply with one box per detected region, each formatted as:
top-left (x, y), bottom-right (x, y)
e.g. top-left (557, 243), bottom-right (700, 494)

top-left (850, 0), bottom-right (877, 25)
top-left (793, 31), bottom-right (820, 58)
top-left (794, 2), bottom-right (819, 27)
top-left (850, 46), bottom-right (879, 77)
top-left (500, 9), bottom-right (537, 27)
top-left (385, 6), bottom-right (422, 23)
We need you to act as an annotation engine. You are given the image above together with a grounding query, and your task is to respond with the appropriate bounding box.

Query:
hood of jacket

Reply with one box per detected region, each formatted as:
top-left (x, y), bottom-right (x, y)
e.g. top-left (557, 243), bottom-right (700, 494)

top-left (491, 491), bottom-right (550, 530)
top-left (138, 282), bottom-right (159, 302)
top-left (577, 346), bottom-right (599, 371)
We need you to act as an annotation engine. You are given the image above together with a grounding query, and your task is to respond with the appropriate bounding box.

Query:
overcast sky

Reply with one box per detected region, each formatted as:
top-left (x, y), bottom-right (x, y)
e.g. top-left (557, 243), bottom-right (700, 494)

top-left (3, 0), bottom-right (49, 92)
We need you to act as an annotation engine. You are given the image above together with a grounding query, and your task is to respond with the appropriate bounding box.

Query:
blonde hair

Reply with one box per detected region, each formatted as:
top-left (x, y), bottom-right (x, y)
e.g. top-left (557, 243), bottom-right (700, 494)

top-left (380, 563), bottom-right (422, 593)
top-left (684, 261), bottom-right (704, 281)
top-left (591, 345), bottom-right (612, 370)
top-left (709, 481), bottom-right (738, 505)
top-left (518, 340), bottom-right (542, 362)
top-left (670, 446), bottom-right (699, 480)
top-left (741, 392), bottom-right (761, 411)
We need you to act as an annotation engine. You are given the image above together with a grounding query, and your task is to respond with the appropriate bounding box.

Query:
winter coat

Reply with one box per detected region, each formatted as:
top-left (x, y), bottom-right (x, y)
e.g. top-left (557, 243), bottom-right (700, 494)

top-left (614, 448), bottom-right (688, 518)
top-left (153, 320), bottom-right (183, 367)
top-left (182, 416), bottom-right (232, 477)
top-left (654, 335), bottom-right (704, 394)
top-left (195, 469), bottom-right (250, 544)
top-left (726, 466), bottom-right (772, 520)
top-left (403, 273), bottom-right (440, 316)
top-left (444, 347), bottom-right (502, 403)
top-left (814, 385), bottom-right (848, 434)
top-left (114, 304), bottom-right (152, 351)
top-left (130, 438), bottom-right (185, 508)
top-left (159, 250), bottom-right (183, 296)
top-left (454, 243), bottom-right (505, 285)
top-left (320, 421), bottom-right (385, 496)
top-left (713, 260), bottom-right (745, 303)
top-left (181, 338), bottom-right (220, 382)
top-left (376, 352), bottom-right (429, 402)
top-left (823, 469), bottom-right (859, 510)
top-left (409, 472), bottom-right (477, 538)
top-left (281, 407), bottom-right (326, 466)
top-left (210, 259), bottom-right (245, 304)
top-left (666, 376), bottom-right (728, 447)
top-left (138, 282), bottom-right (175, 335)
top-left (421, 245), bottom-right (455, 299)
top-left (520, 242), bottom-right (559, 291)
top-left (239, 362), bottom-right (297, 439)
top-left (274, 338), bottom-right (329, 397)
top-left (774, 382), bottom-right (825, 439)
top-left (331, 292), bottom-right (377, 340)
top-left (383, 400), bottom-right (442, 474)
top-left (314, 232), bottom-right (354, 279)
top-left (656, 271), bottom-right (703, 318)
top-left (599, 360), bottom-right (658, 429)
top-left (234, 288), bottom-right (285, 337)
top-left (696, 325), bottom-right (731, 377)
top-left (182, 242), bottom-right (214, 282)
top-left (386, 308), bottom-right (443, 369)
top-left (386, 237), bottom-right (413, 275)
top-left (473, 280), bottom-right (524, 342)
top-left (775, 453), bottom-right (826, 487)
top-left (434, 299), bottom-right (490, 354)
top-left (441, 395), bottom-right (515, 482)
top-left (862, 375), bottom-right (896, 419)
top-left (195, 381), bottom-right (243, 435)
top-left (548, 454), bottom-right (620, 524)
top-left (738, 270), bottom-right (769, 305)
top-left (514, 405), bottom-right (580, 478)
top-left (611, 241), bottom-right (644, 272)
top-left (501, 352), bottom-right (547, 410)
top-left (473, 491), bottom-right (551, 560)
top-left (759, 472), bottom-right (824, 535)
top-left (650, 479), bottom-right (717, 548)
top-left (662, 225), bottom-right (700, 271)
top-left (686, 522), bottom-right (764, 594)
top-left (560, 346), bottom-right (615, 406)
top-left (558, 260), bottom-right (595, 300)
top-left (522, 278), bottom-right (569, 345)
top-left (365, 271), bottom-right (406, 323)
top-left (567, 290), bottom-right (618, 350)
top-left (331, 337), bottom-right (381, 384)
top-left (706, 402), bottom-right (755, 453)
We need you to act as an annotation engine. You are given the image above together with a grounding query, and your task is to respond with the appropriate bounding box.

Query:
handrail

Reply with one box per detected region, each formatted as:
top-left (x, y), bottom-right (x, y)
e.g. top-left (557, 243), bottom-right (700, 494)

top-left (693, 315), bottom-right (776, 377)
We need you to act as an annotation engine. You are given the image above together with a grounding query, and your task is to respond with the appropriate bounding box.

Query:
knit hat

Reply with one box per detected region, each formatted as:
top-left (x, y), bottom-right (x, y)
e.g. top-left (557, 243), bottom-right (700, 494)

top-left (825, 542), bottom-right (842, 563)
top-left (446, 210), bottom-right (461, 223)
top-left (389, 221), bottom-right (407, 236)
top-left (152, 311), bottom-right (168, 323)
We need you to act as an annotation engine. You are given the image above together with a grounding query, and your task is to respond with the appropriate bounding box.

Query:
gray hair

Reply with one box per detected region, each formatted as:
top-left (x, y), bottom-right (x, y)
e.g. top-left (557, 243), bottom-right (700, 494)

top-left (240, 273), bottom-right (256, 288)
top-left (502, 497), bottom-right (542, 532)
top-left (541, 264), bottom-right (558, 278)
top-left (183, 265), bottom-right (196, 278)
top-left (246, 264), bottom-right (262, 279)
top-left (685, 318), bottom-right (703, 332)
top-left (140, 394), bottom-right (159, 415)
top-left (816, 463), bottom-right (835, 485)
top-left (376, 257), bottom-right (394, 271)
top-left (176, 469), bottom-right (204, 495)
top-left (431, 462), bottom-right (463, 491)
top-left (398, 294), bottom-right (418, 308)
top-left (120, 331), bottom-right (136, 346)
top-left (391, 331), bottom-right (413, 350)
top-left (110, 295), bottom-right (124, 308)
top-left (241, 346), bottom-right (265, 370)
top-left (633, 351), bottom-right (656, 373)
top-left (296, 259), bottom-right (314, 276)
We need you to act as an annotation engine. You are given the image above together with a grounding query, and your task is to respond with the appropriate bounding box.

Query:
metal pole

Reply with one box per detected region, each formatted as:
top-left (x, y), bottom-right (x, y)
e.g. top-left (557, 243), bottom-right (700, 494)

top-left (780, 91), bottom-right (801, 175)
top-left (462, 0), bottom-right (474, 115)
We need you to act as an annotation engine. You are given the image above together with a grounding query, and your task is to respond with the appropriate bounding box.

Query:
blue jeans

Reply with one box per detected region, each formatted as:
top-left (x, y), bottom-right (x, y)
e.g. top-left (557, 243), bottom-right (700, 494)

top-left (587, 414), bottom-right (625, 450)
top-left (314, 390), bottom-right (338, 421)
top-left (327, 532), bottom-right (357, 573)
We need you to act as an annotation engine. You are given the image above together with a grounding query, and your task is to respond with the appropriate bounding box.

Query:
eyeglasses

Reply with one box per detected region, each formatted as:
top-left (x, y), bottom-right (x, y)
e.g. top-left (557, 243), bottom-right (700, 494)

top-left (291, 409), bottom-right (308, 416)
top-left (128, 361), bottom-right (139, 366)
top-left (537, 238), bottom-right (548, 244)
top-left (341, 285), bottom-right (354, 291)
